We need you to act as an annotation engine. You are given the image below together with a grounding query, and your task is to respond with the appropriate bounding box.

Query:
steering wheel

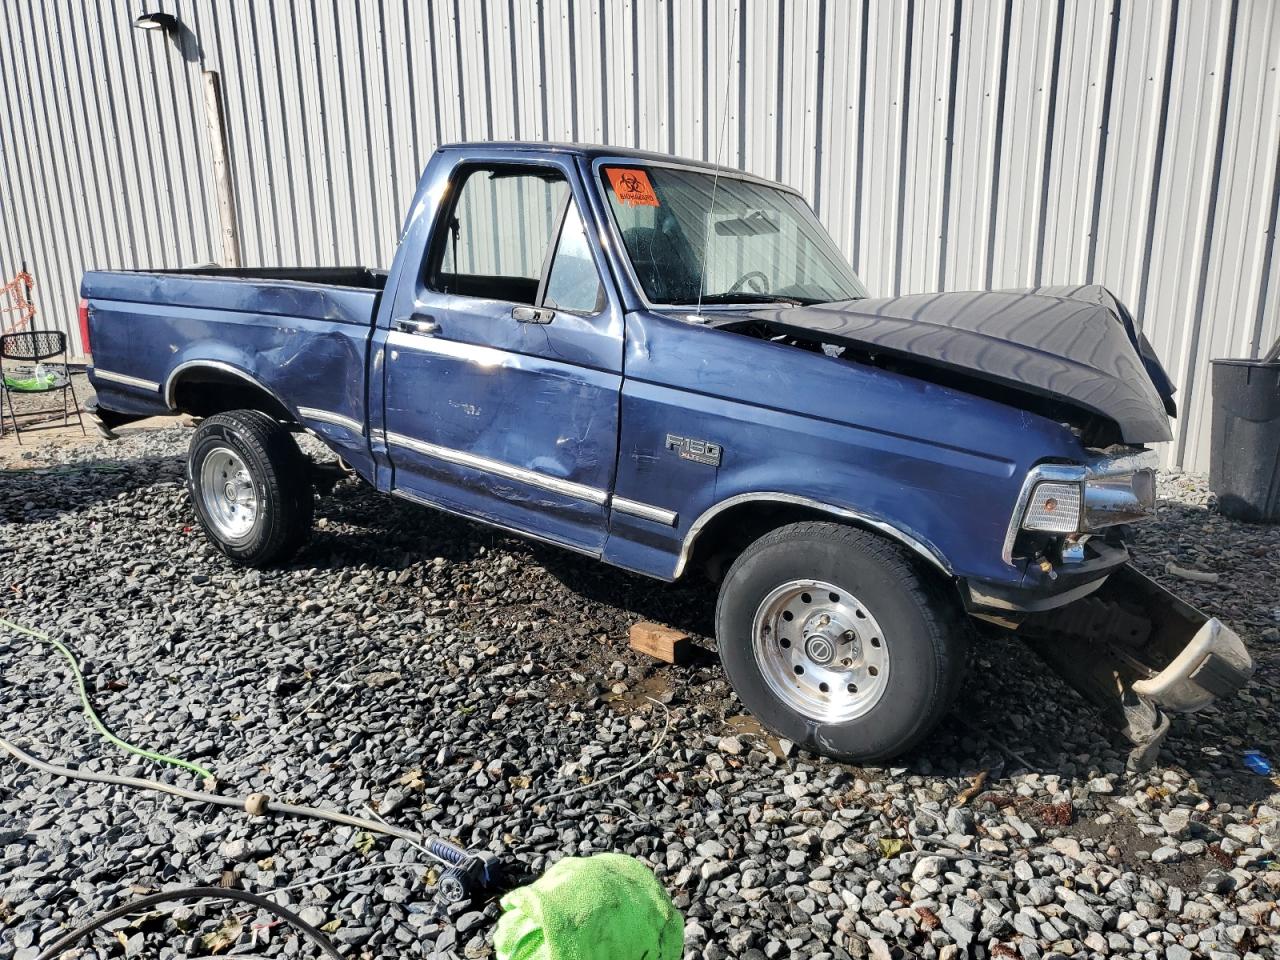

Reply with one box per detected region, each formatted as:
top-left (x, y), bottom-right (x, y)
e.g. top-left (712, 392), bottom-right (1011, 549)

top-left (727, 270), bottom-right (771, 295)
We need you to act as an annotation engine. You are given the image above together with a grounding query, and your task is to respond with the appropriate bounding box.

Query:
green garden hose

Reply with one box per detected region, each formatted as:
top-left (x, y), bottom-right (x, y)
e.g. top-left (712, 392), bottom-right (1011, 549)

top-left (0, 616), bottom-right (216, 783)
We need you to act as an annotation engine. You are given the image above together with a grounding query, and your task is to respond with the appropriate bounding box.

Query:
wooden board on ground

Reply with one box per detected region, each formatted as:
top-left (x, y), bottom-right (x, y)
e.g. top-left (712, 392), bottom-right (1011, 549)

top-left (629, 621), bottom-right (692, 664)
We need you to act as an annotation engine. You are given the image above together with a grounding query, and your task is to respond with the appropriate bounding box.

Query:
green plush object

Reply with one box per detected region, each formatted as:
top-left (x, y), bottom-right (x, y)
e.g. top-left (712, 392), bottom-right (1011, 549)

top-left (3, 372), bottom-right (58, 392)
top-left (494, 853), bottom-right (684, 960)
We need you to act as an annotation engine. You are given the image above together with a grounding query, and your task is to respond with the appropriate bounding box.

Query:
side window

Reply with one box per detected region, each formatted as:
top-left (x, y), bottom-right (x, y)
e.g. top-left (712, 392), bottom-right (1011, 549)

top-left (542, 208), bottom-right (605, 315)
top-left (431, 167), bottom-right (569, 305)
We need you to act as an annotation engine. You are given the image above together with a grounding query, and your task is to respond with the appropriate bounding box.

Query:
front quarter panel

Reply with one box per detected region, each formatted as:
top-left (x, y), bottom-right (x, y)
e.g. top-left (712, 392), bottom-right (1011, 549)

top-left (603, 311), bottom-right (1085, 584)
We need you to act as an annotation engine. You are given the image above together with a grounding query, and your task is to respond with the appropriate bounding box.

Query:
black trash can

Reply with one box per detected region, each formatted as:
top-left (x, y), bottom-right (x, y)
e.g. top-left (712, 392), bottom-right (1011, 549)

top-left (1210, 351), bottom-right (1280, 523)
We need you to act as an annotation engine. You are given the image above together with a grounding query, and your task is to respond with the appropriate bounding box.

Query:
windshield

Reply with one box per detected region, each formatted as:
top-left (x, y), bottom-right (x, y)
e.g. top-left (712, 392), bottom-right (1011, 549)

top-left (600, 164), bottom-right (867, 307)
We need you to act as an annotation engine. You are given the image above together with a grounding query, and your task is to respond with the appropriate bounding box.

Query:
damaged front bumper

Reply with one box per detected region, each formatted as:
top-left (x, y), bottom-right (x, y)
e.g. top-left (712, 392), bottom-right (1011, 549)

top-left (1015, 564), bottom-right (1254, 770)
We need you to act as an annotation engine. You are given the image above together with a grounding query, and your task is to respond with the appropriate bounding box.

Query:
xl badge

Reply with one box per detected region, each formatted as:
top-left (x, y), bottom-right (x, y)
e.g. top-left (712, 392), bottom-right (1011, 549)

top-left (665, 433), bottom-right (722, 467)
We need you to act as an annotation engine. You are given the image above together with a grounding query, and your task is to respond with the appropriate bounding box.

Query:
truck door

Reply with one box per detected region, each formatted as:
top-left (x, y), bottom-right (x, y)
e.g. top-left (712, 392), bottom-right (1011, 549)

top-left (377, 160), bottom-right (623, 554)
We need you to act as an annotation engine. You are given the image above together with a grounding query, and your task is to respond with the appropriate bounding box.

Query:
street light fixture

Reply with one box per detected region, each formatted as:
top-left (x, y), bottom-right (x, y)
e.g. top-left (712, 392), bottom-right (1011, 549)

top-left (133, 12), bottom-right (179, 33)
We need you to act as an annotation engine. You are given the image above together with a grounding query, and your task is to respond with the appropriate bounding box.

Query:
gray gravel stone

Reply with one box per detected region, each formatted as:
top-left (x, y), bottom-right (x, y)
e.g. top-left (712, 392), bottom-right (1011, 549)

top-left (1, 434), bottom-right (1278, 959)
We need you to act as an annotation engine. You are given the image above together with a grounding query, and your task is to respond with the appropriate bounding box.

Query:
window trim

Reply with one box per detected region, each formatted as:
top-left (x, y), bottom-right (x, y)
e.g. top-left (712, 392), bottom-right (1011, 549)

top-left (537, 202), bottom-right (609, 317)
top-left (421, 162), bottom-right (569, 300)
top-left (533, 193), bottom-right (573, 308)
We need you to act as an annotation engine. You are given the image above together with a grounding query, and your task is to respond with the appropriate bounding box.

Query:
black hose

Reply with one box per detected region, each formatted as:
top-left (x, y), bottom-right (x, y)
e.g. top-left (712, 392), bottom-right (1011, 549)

top-left (33, 886), bottom-right (342, 960)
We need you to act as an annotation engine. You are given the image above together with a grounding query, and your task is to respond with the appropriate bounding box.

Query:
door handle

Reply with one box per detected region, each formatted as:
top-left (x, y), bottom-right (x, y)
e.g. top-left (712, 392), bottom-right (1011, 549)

top-left (394, 315), bottom-right (439, 336)
top-left (512, 306), bottom-right (555, 324)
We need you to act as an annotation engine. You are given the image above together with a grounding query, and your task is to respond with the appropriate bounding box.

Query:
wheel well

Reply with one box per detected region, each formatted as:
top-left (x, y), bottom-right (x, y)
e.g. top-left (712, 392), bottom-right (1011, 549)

top-left (170, 368), bottom-right (293, 423)
top-left (684, 499), bottom-right (951, 585)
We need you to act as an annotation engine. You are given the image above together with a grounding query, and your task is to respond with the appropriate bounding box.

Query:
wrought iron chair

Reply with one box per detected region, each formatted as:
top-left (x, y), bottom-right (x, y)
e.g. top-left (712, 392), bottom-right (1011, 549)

top-left (1, 330), bottom-right (86, 443)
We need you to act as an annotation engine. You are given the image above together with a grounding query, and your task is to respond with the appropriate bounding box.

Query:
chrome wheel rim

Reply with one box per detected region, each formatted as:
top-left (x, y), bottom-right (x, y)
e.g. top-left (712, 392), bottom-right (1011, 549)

top-left (199, 446), bottom-right (258, 540)
top-left (751, 578), bottom-right (890, 723)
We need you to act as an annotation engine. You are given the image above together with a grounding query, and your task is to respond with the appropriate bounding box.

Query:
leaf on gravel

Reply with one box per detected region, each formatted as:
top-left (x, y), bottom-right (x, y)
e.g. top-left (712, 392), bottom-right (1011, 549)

top-left (915, 906), bottom-right (941, 930)
top-left (509, 775), bottom-right (531, 789)
top-left (200, 917), bottom-right (243, 954)
top-left (354, 831), bottom-right (376, 855)
top-left (320, 919), bottom-right (342, 934)
top-left (115, 931), bottom-right (129, 950)
top-left (257, 856), bottom-right (275, 870)
top-left (399, 768), bottom-right (426, 790)
top-left (878, 838), bottom-right (905, 858)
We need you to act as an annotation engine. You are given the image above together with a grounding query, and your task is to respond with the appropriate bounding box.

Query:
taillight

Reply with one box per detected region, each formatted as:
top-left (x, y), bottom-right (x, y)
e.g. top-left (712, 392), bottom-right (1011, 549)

top-left (78, 298), bottom-right (91, 357)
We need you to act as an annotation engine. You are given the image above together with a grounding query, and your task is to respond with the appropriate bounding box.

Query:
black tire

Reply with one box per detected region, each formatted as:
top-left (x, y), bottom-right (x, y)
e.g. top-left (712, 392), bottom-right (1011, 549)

top-left (715, 521), bottom-right (967, 762)
top-left (187, 409), bottom-right (313, 567)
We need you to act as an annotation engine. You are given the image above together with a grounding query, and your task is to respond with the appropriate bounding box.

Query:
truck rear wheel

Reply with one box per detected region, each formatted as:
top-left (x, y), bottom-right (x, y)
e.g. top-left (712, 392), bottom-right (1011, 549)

top-left (715, 521), bottom-right (967, 762)
top-left (187, 410), bottom-right (313, 567)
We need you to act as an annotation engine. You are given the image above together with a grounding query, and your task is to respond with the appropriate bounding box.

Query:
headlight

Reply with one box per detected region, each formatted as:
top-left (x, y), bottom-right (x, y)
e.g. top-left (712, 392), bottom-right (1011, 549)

top-left (1022, 481), bottom-right (1082, 532)
top-left (1003, 453), bottom-right (1159, 565)
top-left (1082, 469), bottom-right (1155, 530)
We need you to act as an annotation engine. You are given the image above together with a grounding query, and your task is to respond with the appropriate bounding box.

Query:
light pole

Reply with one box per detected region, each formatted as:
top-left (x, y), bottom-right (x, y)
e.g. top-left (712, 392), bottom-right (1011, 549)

top-left (133, 11), bottom-right (242, 268)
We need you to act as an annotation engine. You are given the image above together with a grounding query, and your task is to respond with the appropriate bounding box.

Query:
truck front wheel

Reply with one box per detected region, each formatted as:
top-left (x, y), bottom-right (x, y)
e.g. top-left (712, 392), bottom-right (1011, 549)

top-left (187, 410), bottom-right (313, 567)
top-left (716, 521), bottom-right (967, 762)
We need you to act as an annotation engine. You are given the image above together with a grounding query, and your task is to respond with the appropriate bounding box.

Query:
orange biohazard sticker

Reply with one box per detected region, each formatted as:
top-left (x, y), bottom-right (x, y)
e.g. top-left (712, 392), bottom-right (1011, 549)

top-left (605, 167), bottom-right (660, 207)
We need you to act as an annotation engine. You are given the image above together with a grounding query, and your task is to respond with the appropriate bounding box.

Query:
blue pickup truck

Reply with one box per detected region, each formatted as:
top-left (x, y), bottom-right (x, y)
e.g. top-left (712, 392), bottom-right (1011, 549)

top-left (82, 142), bottom-right (1252, 765)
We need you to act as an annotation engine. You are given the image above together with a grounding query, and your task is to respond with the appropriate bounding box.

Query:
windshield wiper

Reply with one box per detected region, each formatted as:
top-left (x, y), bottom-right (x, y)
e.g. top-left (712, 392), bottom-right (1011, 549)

top-left (697, 292), bottom-right (815, 307)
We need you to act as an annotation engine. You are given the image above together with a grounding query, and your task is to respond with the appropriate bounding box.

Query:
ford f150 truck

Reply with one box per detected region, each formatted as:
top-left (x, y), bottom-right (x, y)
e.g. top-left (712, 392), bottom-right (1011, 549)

top-left (82, 142), bottom-right (1253, 766)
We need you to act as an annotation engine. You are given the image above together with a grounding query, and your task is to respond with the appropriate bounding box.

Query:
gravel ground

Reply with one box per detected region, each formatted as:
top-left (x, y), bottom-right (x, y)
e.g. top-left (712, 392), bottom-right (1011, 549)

top-left (1, 426), bottom-right (1277, 960)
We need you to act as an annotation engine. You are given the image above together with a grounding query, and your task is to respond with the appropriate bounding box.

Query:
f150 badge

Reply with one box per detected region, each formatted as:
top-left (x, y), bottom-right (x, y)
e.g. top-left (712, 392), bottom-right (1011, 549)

top-left (666, 433), bottom-right (722, 466)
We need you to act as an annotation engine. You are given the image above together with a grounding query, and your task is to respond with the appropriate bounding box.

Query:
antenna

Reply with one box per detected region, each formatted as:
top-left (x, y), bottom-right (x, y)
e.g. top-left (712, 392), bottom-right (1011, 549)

top-left (695, 3), bottom-right (739, 318)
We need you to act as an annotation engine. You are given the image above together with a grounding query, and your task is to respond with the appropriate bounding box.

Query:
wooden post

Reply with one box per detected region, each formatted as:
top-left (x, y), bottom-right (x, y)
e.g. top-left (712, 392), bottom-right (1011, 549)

top-left (203, 70), bottom-right (241, 268)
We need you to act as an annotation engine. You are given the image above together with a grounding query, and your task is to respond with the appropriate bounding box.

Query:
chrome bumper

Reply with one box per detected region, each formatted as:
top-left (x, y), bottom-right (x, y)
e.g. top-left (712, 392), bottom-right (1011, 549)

top-left (1019, 564), bottom-right (1254, 769)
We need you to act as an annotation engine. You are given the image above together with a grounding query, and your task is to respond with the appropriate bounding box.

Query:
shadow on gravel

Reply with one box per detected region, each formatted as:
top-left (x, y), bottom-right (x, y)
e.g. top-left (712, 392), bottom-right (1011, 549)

top-left (303, 482), bottom-right (718, 641)
top-left (290, 478), bottom-right (1280, 875)
top-left (0, 455), bottom-right (184, 524)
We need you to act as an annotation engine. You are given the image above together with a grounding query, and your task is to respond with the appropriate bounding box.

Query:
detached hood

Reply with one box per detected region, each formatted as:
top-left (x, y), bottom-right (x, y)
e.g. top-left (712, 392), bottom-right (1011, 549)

top-left (733, 285), bottom-right (1175, 444)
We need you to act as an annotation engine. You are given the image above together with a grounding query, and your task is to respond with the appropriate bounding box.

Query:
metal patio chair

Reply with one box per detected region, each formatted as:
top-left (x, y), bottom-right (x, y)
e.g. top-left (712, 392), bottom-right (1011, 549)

top-left (1, 330), bottom-right (86, 443)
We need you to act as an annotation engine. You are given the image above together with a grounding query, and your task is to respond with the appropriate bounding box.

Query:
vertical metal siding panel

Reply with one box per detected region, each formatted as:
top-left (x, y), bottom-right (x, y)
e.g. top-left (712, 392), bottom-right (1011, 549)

top-left (540, 0), bottom-right (573, 141)
top-left (357, 1), bottom-right (397, 261)
top-left (15, 0), bottom-right (85, 345)
top-left (738, 0), bottom-right (776, 180)
top-left (1039, 0), bottom-right (1110, 283)
top-left (670, 0), bottom-right (704, 159)
top-left (1179, 0), bottom-right (1280, 469)
top-left (702, 0), bottom-right (742, 170)
top-left (177, 0), bottom-right (225, 265)
top-left (262, 0), bottom-right (312, 265)
top-left (5, 0), bottom-right (81, 343)
top-left (386, 0), bottom-right (422, 234)
top-left (1142, 1), bottom-right (1233, 468)
top-left (633, 0), bottom-right (667, 153)
top-left (988, 1), bottom-right (1057, 289)
top-left (511, 0), bottom-right (546, 142)
top-left (600, 0), bottom-right (628, 146)
top-left (945, 0), bottom-right (1005, 290)
top-left (1090, 0), bottom-right (1173, 319)
top-left (456, 0), bottom-right (491, 142)
top-left (573, 0), bottom-right (605, 145)
top-left (815, 0), bottom-right (856, 260)
top-left (311, 0), bottom-right (361, 265)
top-left (160, 1), bottom-right (215, 265)
top-left (899, 0), bottom-right (950, 294)
top-left (779, 0), bottom-right (820, 197)
top-left (859, 1), bottom-right (909, 294)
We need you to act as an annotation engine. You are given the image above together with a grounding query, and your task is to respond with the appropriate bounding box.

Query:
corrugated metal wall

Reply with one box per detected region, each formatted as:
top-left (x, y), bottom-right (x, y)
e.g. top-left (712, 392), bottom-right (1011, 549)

top-left (1, 0), bottom-right (1277, 470)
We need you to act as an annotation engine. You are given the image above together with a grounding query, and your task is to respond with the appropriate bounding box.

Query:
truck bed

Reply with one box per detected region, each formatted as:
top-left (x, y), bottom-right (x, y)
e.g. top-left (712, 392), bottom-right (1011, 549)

top-left (83, 266), bottom-right (382, 471)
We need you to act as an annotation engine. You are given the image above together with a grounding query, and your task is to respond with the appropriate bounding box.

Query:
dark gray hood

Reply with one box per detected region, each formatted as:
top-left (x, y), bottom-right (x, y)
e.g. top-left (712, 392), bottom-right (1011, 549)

top-left (734, 285), bottom-right (1175, 444)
